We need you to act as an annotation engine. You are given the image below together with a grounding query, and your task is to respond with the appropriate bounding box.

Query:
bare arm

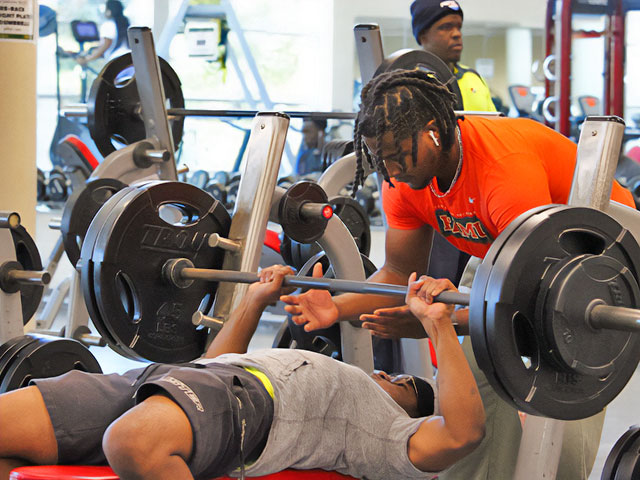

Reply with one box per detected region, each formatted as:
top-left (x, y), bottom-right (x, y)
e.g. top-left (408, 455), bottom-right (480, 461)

top-left (405, 275), bottom-right (485, 472)
top-left (76, 38), bottom-right (112, 65)
top-left (204, 265), bottom-right (295, 358)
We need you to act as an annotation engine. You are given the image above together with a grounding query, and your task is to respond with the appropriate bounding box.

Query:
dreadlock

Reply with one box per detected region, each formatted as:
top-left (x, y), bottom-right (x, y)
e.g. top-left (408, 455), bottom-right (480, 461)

top-left (352, 68), bottom-right (458, 195)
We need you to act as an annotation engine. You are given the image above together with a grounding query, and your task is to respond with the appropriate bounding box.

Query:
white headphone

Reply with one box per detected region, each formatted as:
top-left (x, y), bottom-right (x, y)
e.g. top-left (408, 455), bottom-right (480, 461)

top-left (429, 130), bottom-right (440, 147)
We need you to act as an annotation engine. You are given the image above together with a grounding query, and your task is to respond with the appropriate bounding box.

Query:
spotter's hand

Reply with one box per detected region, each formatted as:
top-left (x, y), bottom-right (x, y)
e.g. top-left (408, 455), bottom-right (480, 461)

top-left (280, 263), bottom-right (339, 332)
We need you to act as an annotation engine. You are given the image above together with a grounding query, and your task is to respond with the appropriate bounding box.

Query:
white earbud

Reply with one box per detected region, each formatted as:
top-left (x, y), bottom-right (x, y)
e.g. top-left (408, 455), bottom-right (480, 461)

top-left (429, 131), bottom-right (440, 147)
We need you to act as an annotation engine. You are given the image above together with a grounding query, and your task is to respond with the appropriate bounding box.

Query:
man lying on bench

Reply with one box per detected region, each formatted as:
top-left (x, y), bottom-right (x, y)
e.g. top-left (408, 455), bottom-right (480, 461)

top-left (0, 264), bottom-right (484, 480)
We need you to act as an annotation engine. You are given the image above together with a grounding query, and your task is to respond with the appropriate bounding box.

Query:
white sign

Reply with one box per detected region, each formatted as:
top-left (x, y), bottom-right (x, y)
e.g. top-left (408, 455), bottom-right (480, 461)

top-left (0, 0), bottom-right (35, 41)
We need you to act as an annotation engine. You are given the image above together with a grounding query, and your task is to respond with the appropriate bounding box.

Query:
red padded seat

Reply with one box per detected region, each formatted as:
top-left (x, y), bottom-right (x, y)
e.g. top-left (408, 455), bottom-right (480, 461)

top-left (10, 466), bottom-right (357, 480)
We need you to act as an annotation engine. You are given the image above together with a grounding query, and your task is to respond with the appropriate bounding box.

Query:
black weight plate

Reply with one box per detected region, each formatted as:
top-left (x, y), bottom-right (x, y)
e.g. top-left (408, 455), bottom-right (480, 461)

top-left (374, 49), bottom-right (464, 110)
top-left (469, 205), bottom-right (557, 384)
top-left (614, 433), bottom-right (640, 480)
top-left (80, 186), bottom-right (139, 355)
top-left (602, 425), bottom-right (640, 480)
top-left (536, 254), bottom-right (640, 376)
top-left (0, 335), bottom-right (102, 393)
top-left (0, 336), bottom-right (38, 389)
top-left (83, 184), bottom-right (189, 359)
top-left (279, 181), bottom-right (330, 244)
top-left (483, 206), bottom-right (640, 420)
top-left (280, 195), bottom-right (372, 272)
top-left (83, 182), bottom-right (165, 359)
top-left (10, 226), bottom-right (45, 325)
top-left (91, 182), bottom-right (231, 362)
top-left (87, 53), bottom-right (185, 158)
top-left (330, 195), bottom-right (371, 257)
top-left (61, 178), bottom-right (128, 267)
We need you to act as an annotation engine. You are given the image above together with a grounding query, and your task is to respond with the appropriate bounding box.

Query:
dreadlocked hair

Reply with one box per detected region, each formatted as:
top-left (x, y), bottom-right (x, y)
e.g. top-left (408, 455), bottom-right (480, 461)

top-left (352, 68), bottom-right (458, 196)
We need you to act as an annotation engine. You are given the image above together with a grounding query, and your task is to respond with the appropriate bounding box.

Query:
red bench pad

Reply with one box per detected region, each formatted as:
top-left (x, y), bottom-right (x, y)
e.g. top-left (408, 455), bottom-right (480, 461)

top-left (10, 466), bottom-right (357, 480)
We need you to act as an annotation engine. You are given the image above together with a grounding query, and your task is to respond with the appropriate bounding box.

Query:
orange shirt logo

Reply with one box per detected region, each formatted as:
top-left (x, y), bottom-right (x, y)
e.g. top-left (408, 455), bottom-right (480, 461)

top-left (436, 210), bottom-right (493, 243)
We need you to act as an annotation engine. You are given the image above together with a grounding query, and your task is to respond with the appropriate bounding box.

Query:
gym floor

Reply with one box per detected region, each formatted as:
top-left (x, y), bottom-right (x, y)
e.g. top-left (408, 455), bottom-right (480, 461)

top-left (32, 205), bottom-right (639, 479)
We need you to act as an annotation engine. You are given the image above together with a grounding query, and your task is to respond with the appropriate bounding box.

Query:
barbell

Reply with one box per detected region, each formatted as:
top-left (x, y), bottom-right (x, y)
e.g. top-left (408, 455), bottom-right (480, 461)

top-left (79, 181), bottom-right (640, 420)
top-left (162, 257), bottom-right (640, 336)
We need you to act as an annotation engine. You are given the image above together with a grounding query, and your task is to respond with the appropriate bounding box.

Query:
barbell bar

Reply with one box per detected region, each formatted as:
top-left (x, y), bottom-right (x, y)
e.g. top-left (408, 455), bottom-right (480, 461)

top-left (163, 257), bottom-right (640, 334)
top-left (164, 257), bottom-right (474, 307)
top-left (64, 106), bottom-right (359, 121)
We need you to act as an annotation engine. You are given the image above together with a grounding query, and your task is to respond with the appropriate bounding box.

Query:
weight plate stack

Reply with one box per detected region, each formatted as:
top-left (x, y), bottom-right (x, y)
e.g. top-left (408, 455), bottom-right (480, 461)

top-left (0, 334), bottom-right (102, 393)
top-left (478, 205), bottom-right (640, 420)
top-left (80, 185), bottom-right (140, 358)
top-left (86, 181), bottom-right (231, 362)
top-left (469, 205), bottom-right (557, 380)
top-left (61, 178), bottom-right (128, 267)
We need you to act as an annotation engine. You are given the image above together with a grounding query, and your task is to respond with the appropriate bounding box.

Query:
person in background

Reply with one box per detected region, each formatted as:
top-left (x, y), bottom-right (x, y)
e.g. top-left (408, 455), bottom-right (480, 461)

top-left (295, 118), bottom-right (327, 175)
top-left (75, 0), bottom-right (130, 66)
top-left (411, 0), bottom-right (496, 112)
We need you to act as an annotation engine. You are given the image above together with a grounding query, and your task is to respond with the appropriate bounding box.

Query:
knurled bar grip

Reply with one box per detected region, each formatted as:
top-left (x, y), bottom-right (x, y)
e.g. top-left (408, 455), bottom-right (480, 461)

top-left (178, 266), bottom-right (471, 306)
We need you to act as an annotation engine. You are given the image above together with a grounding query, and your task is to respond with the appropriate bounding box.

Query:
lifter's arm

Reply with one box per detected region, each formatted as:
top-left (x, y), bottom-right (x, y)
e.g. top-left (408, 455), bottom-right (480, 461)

top-left (281, 225), bottom-right (433, 330)
top-left (204, 265), bottom-right (295, 358)
top-left (405, 275), bottom-right (485, 472)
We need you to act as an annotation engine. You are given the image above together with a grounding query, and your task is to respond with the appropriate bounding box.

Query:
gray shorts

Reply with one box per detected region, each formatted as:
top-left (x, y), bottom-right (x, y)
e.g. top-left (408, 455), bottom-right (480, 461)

top-left (32, 362), bottom-right (273, 479)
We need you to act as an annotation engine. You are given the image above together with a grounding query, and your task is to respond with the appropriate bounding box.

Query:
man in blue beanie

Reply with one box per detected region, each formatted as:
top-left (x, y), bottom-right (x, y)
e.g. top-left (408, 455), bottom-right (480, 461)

top-left (410, 0), bottom-right (496, 112)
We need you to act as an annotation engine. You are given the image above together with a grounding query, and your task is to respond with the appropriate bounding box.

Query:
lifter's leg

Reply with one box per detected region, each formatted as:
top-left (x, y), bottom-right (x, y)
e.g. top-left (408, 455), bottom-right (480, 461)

top-left (103, 394), bottom-right (194, 480)
top-left (0, 386), bottom-right (58, 479)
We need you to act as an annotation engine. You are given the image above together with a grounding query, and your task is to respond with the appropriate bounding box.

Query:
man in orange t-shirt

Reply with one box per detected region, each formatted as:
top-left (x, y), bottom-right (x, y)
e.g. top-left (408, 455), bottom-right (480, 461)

top-left (383, 114), bottom-right (632, 259)
top-left (281, 68), bottom-right (634, 480)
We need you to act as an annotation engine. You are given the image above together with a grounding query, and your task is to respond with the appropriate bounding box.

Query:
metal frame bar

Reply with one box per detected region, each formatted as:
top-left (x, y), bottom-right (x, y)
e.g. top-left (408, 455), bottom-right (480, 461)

top-left (127, 27), bottom-right (178, 181)
top-left (556, 0), bottom-right (572, 136)
top-left (208, 113), bottom-right (290, 326)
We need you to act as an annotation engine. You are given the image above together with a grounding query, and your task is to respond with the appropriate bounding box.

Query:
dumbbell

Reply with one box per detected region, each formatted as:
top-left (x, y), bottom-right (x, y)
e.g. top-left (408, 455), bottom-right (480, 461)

top-left (212, 170), bottom-right (230, 185)
top-left (188, 170), bottom-right (210, 189)
top-left (46, 167), bottom-right (71, 202)
top-left (37, 169), bottom-right (47, 202)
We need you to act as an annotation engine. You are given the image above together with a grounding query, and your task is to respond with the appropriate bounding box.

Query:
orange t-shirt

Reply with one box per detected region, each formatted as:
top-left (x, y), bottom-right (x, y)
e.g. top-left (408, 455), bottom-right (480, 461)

top-left (383, 116), bottom-right (634, 259)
